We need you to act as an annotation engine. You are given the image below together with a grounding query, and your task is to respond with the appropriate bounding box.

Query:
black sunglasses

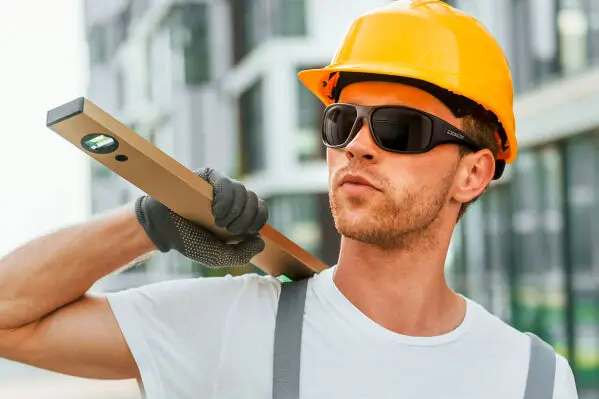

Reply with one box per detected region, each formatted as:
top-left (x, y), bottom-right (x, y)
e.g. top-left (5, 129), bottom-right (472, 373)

top-left (321, 103), bottom-right (482, 155)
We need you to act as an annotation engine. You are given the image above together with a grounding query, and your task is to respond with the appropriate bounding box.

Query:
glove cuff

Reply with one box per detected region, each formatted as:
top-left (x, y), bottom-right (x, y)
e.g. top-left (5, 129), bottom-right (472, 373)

top-left (134, 196), bottom-right (172, 253)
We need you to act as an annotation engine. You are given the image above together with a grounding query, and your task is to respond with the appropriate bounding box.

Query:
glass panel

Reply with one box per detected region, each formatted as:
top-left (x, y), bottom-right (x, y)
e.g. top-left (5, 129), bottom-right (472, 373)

top-left (316, 192), bottom-right (340, 266)
top-left (231, 0), bottom-right (305, 63)
top-left (587, 0), bottom-right (599, 65)
top-left (116, 2), bottom-right (131, 46)
top-left (565, 136), bottom-right (599, 394)
top-left (246, 0), bottom-right (268, 54)
top-left (483, 184), bottom-right (513, 322)
top-left (89, 24), bottom-right (108, 65)
top-left (231, 0), bottom-right (246, 63)
top-left (276, 0), bottom-right (306, 36)
top-left (239, 79), bottom-right (265, 174)
top-left (510, 151), bottom-right (541, 332)
top-left (165, 4), bottom-right (209, 85)
top-left (510, 0), bottom-right (560, 92)
top-left (462, 200), bottom-right (489, 308)
top-left (446, 220), bottom-right (468, 295)
top-left (538, 145), bottom-right (568, 356)
top-left (266, 194), bottom-right (323, 259)
top-left (296, 66), bottom-right (325, 162)
top-left (558, 0), bottom-right (589, 75)
top-left (182, 5), bottom-right (209, 84)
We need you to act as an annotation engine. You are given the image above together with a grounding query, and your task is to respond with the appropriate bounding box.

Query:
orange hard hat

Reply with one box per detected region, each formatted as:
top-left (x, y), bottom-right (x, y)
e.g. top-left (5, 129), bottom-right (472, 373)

top-left (298, 0), bottom-right (517, 164)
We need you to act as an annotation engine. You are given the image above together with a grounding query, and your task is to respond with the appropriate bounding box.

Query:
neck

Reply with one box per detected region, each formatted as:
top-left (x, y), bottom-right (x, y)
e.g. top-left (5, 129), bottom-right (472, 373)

top-left (333, 227), bottom-right (465, 337)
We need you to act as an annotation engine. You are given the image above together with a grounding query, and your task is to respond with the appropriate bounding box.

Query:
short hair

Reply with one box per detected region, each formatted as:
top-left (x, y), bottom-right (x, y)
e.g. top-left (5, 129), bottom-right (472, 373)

top-left (457, 110), bottom-right (500, 220)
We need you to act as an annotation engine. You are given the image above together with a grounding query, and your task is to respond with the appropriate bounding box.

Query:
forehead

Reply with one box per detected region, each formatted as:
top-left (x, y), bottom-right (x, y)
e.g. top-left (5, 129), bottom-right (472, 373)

top-left (338, 81), bottom-right (454, 120)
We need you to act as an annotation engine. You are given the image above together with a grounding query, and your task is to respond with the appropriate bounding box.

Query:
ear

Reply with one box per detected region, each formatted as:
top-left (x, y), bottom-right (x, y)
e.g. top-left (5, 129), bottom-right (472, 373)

top-left (451, 149), bottom-right (495, 204)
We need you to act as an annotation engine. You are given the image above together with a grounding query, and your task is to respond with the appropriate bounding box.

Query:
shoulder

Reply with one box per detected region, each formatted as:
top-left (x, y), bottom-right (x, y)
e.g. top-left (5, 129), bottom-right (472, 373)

top-left (464, 297), bottom-right (578, 398)
top-left (105, 272), bottom-right (283, 318)
top-left (108, 271), bottom-right (282, 296)
top-left (464, 297), bottom-right (530, 350)
top-left (553, 352), bottom-right (578, 398)
top-left (232, 273), bottom-right (283, 308)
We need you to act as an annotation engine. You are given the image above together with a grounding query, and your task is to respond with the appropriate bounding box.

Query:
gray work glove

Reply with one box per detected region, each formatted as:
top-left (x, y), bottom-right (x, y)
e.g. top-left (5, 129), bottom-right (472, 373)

top-left (134, 167), bottom-right (268, 268)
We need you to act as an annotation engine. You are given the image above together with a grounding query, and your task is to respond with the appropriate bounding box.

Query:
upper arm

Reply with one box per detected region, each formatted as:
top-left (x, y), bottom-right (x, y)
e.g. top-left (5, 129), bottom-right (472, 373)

top-left (0, 294), bottom-right (139, 380)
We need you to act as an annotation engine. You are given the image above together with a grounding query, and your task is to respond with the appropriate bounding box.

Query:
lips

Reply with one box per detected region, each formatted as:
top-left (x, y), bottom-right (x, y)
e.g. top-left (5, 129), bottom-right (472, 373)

top-left (339, 174), bottom-right (380, 191)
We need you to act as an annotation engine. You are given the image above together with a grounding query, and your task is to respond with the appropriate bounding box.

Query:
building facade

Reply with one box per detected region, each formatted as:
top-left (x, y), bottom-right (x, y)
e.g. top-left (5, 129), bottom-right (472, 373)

top-left (84, 0), bottom-right (598, 396)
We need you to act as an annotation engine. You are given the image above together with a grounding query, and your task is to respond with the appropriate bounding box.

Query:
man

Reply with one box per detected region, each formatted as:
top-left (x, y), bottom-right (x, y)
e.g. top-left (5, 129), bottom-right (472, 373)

top-left (0, 1), bottom-right (578, 398)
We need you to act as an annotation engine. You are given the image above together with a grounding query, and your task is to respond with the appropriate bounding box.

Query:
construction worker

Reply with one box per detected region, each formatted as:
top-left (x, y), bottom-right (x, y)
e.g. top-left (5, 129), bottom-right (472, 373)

top-left (0, 1), bottom-right (578, 398)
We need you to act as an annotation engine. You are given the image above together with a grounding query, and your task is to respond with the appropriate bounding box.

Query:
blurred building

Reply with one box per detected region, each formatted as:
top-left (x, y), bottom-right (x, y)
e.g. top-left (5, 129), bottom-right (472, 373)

top-left (84, 0), bottom-right (599, 396)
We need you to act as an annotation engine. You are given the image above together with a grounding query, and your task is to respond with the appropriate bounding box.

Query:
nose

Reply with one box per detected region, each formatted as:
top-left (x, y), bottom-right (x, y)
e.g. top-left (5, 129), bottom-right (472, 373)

top-left (344, 118), bottom-right (381, 162)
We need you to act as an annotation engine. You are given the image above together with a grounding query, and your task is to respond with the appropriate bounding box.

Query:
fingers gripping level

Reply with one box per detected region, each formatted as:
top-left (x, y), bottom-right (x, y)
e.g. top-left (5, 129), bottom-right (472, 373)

top-left (136, 167), bottom-right (268, 268)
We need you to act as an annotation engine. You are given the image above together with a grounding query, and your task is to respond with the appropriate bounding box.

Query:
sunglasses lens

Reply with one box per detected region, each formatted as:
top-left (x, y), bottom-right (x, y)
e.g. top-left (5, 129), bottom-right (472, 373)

top-left (372, 108), bottom-right (432, 152)
top-left (323, 105), bottom-right (358, 146)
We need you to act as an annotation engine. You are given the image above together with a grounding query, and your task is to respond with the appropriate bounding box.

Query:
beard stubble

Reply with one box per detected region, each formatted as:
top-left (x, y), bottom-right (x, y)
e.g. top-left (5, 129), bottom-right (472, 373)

top-left (329, 169), bottom-right (455, 251)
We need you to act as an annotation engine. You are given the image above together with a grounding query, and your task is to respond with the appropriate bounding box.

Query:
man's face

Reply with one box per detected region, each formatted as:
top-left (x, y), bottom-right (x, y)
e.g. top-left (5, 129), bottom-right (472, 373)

top-left (327, 81), bottom-right (464, 250)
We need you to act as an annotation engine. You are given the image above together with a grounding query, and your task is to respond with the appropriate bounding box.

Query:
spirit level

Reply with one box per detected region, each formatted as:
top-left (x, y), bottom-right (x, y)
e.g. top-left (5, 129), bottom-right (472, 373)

top-left (46, 97), bottom-right (327, 280)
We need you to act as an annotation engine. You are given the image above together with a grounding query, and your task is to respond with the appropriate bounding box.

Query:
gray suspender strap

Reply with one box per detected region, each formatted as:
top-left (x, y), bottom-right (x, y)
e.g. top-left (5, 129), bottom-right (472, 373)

top-left (273, 279), bottom-right (309, 399)
top-left (523, 332), bottom-right (556, 399)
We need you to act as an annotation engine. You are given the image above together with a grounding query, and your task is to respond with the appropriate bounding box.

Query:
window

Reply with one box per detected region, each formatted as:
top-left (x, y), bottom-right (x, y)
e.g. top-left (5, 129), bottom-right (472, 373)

top-left (167, 4), bottom-right (210, 85)
top-left (588, 0), bottom-right (599, 65)
top-left (510, 151), bottom-right (553, 338)
top-left (267, 194), bottom-right (321, 256)
top-left (446, 221), bottom-right (468, 295)
top-left (275, 0), bottom-right (306, 36)
top-left (564, 136), bottom-right (599, 392)
top-left (231, 0), bottom-right (306, 63)
top-left (558, 1), bottom-right (589, 75)
top-left (89, 24), bottom-right (108, 65)
top-left (231, 0), bottom-right (247, 63)
top-left (461, 200), bottom-right (490, 308)
top-left (88, 5), bottom-right (131, 67)
top-left (537, 146), bottom-right (568, 354)
top-left (231, 0), bottom-right (263, 62)
top-left (266, 193), bottom-right (338, 264)
top-left (482, 184), bottom-right (513, 322)
top-left (296, 66), bottom-right (325, 162)
top-left (507, 0), bottom-right (599, 92)
top-left (239, 79), bottom-right (265, 174)
top-left (510, 0), bottom-right (560, 92)
top-left (116, 2), bottom-right (132, 46)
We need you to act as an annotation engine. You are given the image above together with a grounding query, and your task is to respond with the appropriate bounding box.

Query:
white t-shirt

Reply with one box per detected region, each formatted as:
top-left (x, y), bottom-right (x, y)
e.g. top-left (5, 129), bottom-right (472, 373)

top-left (106, 266), bottom-right (578, 399)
